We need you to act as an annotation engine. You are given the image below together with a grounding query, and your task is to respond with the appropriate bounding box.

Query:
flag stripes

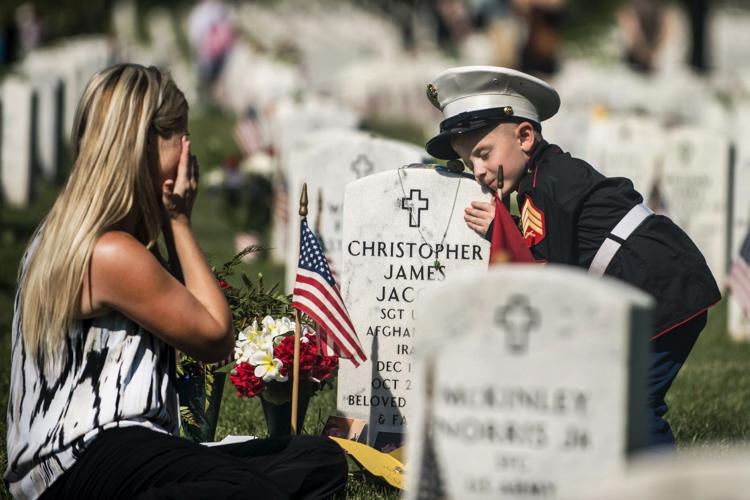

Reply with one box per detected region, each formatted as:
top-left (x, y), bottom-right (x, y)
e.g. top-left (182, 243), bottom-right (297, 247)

top-left (729, 259), bottom-right (750, 313)
top-left (293, 276), bottom-right (365, 361)
top-left (291, 219), bottom-right (366, 367)
top-left (729, 228), bottom-right (750, 315)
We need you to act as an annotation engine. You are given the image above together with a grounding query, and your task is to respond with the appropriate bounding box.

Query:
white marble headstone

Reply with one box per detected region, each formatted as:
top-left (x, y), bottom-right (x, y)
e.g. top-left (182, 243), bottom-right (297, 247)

top-left (30, 76), bottom-right (63, 182)
top-left (405, 265), bottom-right (653, 500)
top-left (269, 96), bottom-right (360, 177)
top-left (660, 126), bottom-right (730, 288)
top-left (268, 128), bottom-right (362, 264)
top-left (284, 132), bottom-right (427, 291)
top-left (267, 98), bottom-right (359, 263)
top-left (584, 114), bottom-right (664, 200)
top-left (1, 77), bottom-right (34, 207)
top-left (541, 104), bottom-right (593, 159)
top-left (336, 166), bottom-right (491, 447)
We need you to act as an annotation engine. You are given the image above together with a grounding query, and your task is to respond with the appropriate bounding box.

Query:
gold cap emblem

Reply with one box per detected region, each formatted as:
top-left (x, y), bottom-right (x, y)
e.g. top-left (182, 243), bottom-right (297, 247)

top-left (426, 83), bottom-right (439, 107)
top-left (503, 106), bottom-right (514, 116)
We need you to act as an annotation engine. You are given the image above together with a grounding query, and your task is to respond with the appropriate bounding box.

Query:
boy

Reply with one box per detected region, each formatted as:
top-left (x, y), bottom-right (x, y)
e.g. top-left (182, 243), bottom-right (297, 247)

top-left (424, 65), bottom-right (720, 447)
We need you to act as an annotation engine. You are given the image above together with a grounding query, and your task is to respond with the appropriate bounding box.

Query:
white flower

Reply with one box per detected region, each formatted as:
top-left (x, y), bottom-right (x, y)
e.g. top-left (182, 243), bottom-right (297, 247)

top-left (261, 315), bottom-right (294, 339)
top-left (235, 320), bottom-right (272, 363)
top-left (238, 320), bottom-right (260, 344)
top-left (275, 316), bottom-right (294, 335)
top-left (250, 349), bottom-right (288, 382)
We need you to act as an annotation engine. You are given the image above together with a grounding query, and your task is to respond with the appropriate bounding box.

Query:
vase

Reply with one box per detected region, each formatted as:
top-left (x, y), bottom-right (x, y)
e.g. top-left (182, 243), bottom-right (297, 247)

top-left (176, 371), bottom-right (227, 443)
top-left (260, 381), bottom-right (313, 437)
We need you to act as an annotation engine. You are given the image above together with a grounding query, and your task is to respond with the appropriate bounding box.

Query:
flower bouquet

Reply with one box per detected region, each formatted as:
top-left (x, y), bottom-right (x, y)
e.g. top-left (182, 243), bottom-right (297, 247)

top-left (230, 316), bottom-right (339, 436)
top-left (218, 246), bottom-right (339, 436)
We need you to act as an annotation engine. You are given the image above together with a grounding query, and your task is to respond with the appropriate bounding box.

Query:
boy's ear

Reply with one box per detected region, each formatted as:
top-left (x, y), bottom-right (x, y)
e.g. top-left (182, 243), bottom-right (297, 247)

top-left (516, 122), bottom-right (535, 152)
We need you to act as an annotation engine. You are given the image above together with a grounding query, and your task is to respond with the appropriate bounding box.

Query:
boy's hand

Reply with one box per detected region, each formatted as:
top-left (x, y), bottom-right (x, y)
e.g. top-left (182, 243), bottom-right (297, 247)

top-left (464, 200), bottom-right (495, 237)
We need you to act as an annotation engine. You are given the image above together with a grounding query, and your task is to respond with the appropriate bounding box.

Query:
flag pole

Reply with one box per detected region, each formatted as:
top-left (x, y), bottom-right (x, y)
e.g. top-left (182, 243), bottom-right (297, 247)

top-left (291, 183), bottom-right (308, 435)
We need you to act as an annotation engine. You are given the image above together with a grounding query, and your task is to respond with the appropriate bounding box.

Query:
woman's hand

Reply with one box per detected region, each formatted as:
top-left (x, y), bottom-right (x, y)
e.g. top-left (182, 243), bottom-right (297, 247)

top-left (464, 199), bottom-right (495, 237)
top-left (162, 136), bottom-right (198, 223)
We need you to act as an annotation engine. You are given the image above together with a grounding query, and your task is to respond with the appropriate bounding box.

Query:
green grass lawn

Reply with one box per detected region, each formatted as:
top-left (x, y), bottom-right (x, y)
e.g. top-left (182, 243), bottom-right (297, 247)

top-left (0, 109), bottom-right (748, 499)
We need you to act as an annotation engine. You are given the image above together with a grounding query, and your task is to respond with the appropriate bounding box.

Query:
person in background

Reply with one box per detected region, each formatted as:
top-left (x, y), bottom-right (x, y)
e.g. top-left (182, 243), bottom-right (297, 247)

top-left (187, 0), bottom-right (235, 87)
top-left (514, 0), bottom-right (566, 76)
top-left (618, 0), bottom-right (667, 73)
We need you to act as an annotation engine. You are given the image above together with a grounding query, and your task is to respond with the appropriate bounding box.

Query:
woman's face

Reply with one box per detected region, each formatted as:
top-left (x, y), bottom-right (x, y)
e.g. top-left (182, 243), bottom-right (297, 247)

top-left (152, 126), bottom-right (187, 192)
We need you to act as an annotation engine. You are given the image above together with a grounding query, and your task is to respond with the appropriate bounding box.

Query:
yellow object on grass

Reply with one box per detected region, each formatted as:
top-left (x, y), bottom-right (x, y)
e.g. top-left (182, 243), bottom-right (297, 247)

top-left (328, 437), bottom-right (406, 489)
top-left (388, 447), bottom-right (405, 463)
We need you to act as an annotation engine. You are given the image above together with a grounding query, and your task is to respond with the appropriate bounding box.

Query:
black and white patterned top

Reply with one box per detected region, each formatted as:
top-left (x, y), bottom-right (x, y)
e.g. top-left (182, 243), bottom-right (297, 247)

top-left (5, 245), bottom-right (180, 499)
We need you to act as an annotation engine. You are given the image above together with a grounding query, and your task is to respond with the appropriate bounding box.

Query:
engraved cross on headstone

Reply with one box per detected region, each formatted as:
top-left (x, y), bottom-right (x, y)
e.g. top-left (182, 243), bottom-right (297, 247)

top-left (402, 189), bottom-right (429, 228)
top-left (351, 154), bottom-right (375, 179)
top-left (495, 294), bottom-right (540, 354)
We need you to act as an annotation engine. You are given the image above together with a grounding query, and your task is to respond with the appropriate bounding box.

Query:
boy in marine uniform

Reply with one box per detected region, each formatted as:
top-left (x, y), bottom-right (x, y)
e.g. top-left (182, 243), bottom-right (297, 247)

top-left (424, 65), bottom-right (721, 447)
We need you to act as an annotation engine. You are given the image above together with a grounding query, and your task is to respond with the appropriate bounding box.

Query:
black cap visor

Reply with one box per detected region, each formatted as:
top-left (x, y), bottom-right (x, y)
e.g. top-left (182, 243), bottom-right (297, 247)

top-left (425, 108), bottom-right (541, 160)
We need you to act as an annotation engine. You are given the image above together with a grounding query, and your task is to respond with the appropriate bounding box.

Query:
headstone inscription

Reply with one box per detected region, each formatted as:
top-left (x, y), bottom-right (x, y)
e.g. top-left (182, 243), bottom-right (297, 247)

top-left (284, 132), bottom-right (427, 291)
top-left (660, 126), bottom-right (731, 288)
top-left (336, 166), bottom-right (491, 449)
top-left (1, 77), bottom-right (34, 207)
top-left (405, 265), bottom-right (653, 500)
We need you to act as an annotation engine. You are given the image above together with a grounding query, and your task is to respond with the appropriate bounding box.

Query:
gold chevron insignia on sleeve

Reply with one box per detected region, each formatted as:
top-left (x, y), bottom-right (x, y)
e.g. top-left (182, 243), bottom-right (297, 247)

top-left (521, 198), bottom-right (546, 244)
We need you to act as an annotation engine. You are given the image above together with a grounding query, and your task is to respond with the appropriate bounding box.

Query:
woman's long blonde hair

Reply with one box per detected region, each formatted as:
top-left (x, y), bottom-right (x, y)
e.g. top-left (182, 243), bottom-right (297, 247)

top-left (20, 63), bottom-right (188, 372)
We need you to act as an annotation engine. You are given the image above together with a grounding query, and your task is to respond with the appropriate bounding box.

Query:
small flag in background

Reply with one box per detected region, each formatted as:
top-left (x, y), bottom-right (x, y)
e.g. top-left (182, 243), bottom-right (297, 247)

top-left (233, 108), bottom-right (265, 157)
top-left (729, 227), bottom-right (750, 315)
top-left (292, 219), bottom-right (366, 366)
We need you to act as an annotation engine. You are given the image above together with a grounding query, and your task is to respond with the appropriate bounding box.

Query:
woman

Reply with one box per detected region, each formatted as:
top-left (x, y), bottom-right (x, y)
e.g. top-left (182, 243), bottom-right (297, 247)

top-left (6, 64), bottom-right (347, 500)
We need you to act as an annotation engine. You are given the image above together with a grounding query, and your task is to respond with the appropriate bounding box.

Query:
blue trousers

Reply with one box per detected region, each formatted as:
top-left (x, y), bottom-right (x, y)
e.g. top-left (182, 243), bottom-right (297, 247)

top-left (648, 311), bottom-right (707, 447)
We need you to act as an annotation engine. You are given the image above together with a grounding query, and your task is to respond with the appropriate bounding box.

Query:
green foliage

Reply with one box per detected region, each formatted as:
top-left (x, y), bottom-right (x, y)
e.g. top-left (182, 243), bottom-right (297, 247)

top-left (563, 0), bottom-right (626, 44)
top-left (177, 244), bottom-right (302, 436)
top-left (667, 300), bottom-right (750, 448)
top-left (214, 245), bottom-right (300, 331)
top-left (360, 117), bottom-right (429, 149)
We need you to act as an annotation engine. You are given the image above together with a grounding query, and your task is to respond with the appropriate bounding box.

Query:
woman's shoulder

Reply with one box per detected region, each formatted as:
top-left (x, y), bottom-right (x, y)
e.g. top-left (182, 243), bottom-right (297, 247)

top-left (93, 230), bottom-right (165, 271)
top-left (81, 231), bottom-right (163, 318)
top-left (94, 230), bottom-right (146, 258)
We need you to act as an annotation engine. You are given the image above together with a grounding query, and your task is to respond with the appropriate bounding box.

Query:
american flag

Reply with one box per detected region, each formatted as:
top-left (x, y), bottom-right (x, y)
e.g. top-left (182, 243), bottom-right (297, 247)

top-left (233, 108), bottom-right (265, 157)
top-left (729, 227), bottom-right (750, 315)
top-left (291, 219), bottom-right (366, 366)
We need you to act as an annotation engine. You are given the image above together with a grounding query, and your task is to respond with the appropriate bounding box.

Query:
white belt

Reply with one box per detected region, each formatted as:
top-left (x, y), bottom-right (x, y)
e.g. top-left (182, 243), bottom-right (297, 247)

top-left (588, 203), bottom-right (654, 277)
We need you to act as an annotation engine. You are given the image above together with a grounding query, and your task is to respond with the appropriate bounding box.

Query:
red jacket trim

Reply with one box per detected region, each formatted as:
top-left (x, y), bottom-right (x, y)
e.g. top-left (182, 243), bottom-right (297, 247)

top-left (649, 300), bottom-right (720, 341)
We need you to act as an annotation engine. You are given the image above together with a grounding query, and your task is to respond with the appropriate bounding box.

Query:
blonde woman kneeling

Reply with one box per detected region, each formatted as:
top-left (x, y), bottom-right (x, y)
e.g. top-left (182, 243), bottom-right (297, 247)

top-left (5, 63), bottom-right (347, 500)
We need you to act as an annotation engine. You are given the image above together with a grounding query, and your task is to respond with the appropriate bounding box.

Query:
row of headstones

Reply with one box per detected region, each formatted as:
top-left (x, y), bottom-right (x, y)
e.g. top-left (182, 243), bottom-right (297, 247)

top-left (221, 2), bottom-right (750, 137)
top-left (330, 166), bottom-right (749, 498)
top-left (271, 110), bottom-right (750, 340)
top-left (0, 37), bottom-right (114, 208)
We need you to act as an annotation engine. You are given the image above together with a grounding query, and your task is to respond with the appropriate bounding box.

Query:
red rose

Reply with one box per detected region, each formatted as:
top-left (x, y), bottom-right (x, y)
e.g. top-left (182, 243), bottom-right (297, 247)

top-left (313, 354), bottom-right (339, 381)
top-left (274, 335), bottom-right (321, 378)
top-left (218, 279), bottom-right (230, 289)
top-left (274, 336), bottom-right (295, 375)
top-left (230, 362), bottom-right (264, 398)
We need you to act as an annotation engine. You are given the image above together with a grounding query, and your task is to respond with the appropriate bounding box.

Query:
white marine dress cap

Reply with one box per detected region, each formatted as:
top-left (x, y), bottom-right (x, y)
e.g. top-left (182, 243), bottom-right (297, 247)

top-left (425, 66), bottom-right (561, 160)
